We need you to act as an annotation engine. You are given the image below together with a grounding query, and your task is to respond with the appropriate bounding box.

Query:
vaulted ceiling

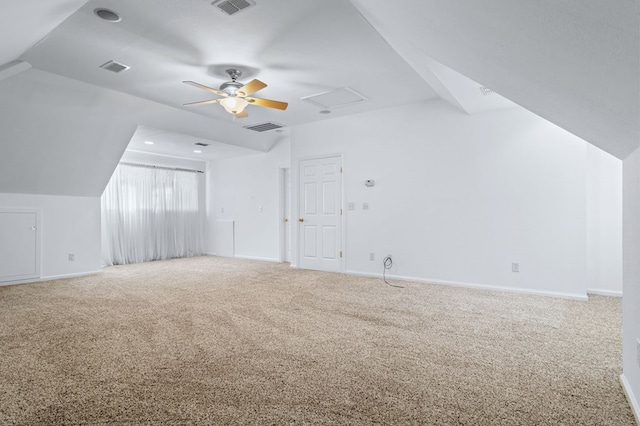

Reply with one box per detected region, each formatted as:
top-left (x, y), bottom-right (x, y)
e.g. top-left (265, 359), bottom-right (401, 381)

top-left (0, 0), bottom-right (637, 196)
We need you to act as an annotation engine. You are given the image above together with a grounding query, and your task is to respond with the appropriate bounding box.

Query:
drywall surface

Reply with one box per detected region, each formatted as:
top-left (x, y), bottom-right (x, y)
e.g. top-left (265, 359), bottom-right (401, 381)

top-left (622, 146), bottom-right (640, 418)
top-left (0, 193), bottom-right (101, 280)
top-left (120, 150), bottom-right (207, 172)
top-left (0, 68), bottom-right (276, 197)
top-left (292, 100), bottom-right (592, 297)
top-left (207, 138), bottom-right (290, 261)
top-left (586, 144), bottom-right (623, 295)
top-left (349, 0), bottom-right (639, 159)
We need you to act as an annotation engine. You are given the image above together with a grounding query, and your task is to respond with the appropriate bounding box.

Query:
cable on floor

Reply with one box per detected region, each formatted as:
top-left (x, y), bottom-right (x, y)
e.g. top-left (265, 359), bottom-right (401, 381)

top-left (383, 256), bottom-right (403, 288)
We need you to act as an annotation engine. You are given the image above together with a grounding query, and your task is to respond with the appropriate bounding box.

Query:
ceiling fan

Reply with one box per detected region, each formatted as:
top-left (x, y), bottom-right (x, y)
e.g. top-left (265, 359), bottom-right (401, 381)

top-left (183, 69), bottom-right (288, 118)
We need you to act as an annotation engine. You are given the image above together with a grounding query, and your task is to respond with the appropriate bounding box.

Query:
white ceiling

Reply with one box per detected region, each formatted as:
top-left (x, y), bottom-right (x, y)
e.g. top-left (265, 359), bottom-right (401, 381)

top-left (0, 0), bottom-right (88, 67)
top-left (350, 0), bottom-right (639, 159)
top-left (128, 126), bottom-right (270, 161)
top-left (0, 0), bottom-right (636, 196)
top-left (19, 0), bottom-right (439, 159)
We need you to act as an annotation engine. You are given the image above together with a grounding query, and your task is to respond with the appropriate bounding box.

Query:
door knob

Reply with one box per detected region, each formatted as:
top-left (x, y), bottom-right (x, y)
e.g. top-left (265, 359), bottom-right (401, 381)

top-left (298, 218), bottom-right (304, 222)
top-left (284, 218), bottom-right (288, 222)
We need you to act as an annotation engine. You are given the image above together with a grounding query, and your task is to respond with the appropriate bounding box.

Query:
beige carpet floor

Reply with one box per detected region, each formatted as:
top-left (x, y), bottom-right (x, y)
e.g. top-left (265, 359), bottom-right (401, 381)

top-left (0, 256), bottom-right (635, 425)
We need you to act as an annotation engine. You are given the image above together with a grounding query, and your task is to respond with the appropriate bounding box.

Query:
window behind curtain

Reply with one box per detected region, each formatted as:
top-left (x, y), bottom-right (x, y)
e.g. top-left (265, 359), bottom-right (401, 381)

top-left (101, 163), bottom-right (204, 266)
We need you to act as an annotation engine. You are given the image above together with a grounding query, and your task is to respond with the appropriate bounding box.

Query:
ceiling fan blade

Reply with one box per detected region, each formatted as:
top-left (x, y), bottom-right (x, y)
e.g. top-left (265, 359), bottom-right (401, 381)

top-left (236, 79), bottom-right (267, 97)
top-left (183, 81), bottom-right (228, 97)
top-left (234, 109), bottom-right (249, 118)
top-left (246, 97), bottom-right (288, 110)
top-left (183, 98), bottom-right (222, 106)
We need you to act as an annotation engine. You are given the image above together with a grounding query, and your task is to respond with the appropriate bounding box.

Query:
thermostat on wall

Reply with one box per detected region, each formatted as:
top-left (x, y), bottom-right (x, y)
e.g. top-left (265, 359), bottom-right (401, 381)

top-left (365, 179), bottom-right (375, 187)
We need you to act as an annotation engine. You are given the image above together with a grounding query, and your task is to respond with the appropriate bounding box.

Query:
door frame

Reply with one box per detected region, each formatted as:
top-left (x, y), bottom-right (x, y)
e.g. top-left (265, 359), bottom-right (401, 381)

top-left (293, 153), bottom-right (346, 272)
top-left (278, 166), bottom-right (291, 263)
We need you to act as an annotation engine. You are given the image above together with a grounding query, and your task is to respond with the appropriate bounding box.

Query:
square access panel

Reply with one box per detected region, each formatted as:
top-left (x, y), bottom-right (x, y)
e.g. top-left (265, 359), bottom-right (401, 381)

top-left (301, 87), bottom-right (368, 110)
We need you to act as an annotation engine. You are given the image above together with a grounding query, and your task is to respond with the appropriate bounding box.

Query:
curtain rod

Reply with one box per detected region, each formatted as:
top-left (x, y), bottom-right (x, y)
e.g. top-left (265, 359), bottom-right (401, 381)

top-left (120, 162), bottom-right (204, 174)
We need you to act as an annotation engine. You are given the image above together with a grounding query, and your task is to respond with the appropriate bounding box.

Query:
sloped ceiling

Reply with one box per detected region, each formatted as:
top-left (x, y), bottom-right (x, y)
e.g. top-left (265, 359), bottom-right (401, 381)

top-left (350, 0), bottom-right (639, 159)
top-left (0, 0), bottom-right (441, 197)
top-left (0, 0), bottom-right (637, 198)
top-left (0, 0), bottom-right (88, 67)
top-left (0, 68), bottom-right (277, 196)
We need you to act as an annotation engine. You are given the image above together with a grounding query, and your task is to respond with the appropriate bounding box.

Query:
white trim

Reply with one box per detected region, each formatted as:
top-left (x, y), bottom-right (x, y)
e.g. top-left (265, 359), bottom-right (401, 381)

top-left (344, 270), bottom-right (589, 301)
top-left (234, 255), bottom-right (281, 263)
top-left (620, 374), bottom-right (640, 425)
top-left (0, 270), bottom-right (102, 287)
top-left (586, 288), bottom-right (623, 297)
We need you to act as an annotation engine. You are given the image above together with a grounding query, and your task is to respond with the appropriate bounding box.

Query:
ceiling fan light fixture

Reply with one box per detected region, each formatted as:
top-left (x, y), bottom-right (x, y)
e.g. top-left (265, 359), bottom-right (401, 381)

top-left (220, 96), bottom-right (249, 114)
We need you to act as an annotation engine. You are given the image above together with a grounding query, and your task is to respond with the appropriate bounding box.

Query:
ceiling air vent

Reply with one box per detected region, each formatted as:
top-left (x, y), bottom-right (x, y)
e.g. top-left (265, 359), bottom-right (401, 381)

top-left (301, 87), bottom-right (368, 110)
top-left (194, 142), bottom-right (211, 147)
top-left (243, 122), bottom-right (284, 132)
top-left (99, 60), bottom-right (130, 73)
top-left (212, 0), bottom-right (255, 16)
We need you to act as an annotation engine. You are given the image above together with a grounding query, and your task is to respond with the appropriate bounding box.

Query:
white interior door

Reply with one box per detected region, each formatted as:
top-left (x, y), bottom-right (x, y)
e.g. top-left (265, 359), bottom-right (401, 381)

top-left (0, 211), bottom-right (40, 282)
top-left (298, 156), bottom-right (342, 272)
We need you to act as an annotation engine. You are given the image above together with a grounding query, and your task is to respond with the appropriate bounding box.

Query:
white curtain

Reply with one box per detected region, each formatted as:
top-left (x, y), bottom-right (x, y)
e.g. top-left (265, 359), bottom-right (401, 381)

top-left (101, 163), bottom-right (204, 266)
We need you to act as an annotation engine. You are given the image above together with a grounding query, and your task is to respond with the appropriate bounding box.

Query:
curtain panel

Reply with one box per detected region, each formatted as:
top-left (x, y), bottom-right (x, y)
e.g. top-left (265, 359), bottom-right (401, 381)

top-left (101, 164), bottom-right (204, 266)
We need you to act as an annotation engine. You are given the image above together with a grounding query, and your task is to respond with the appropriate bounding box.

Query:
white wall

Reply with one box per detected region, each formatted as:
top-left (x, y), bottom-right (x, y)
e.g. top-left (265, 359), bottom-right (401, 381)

top-left (0, 193), bottom-right (101, 282)
top-left (291, 100), bottom-right (597, 298)
top-left (586, 144), bottom-right (623, 295)
top-left (207, 138), bottom-right (290, 261)
top-left (204, 99), bottom-right (622, 300)
top-left (622, 146), bottom-right (640, 421)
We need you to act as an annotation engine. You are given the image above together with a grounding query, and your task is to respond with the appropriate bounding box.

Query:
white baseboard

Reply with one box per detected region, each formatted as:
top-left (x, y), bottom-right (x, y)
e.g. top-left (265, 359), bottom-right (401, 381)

top-left (345, 270), bottom-right (589, 301)
top-left (233, 255), bottom-right (281, 263)
top-left (0, 270), bottom-right (103, 287)
top-left (587, 288), bottom-right (623, 297)
top-left (620, 374), bottom-right (640, 425)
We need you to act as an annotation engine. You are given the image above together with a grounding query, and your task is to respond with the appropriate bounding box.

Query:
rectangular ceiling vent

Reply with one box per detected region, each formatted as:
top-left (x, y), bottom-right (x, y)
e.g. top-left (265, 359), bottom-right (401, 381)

top-left (99, 60), bottom-right (130, 73)
top-left (301, 87), bottom-right (368, 110)
top-left (194, 142), bottom-right (211, 147)
top-left (212, 0), bottom-right (255, 16)
top-left (243, 122), bottom-right (284, 132)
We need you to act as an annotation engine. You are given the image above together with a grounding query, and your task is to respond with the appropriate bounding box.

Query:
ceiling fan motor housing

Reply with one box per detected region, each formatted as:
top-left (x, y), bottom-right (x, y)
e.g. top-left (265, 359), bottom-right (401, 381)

top-left (220, 69), bottom-right (244, 95)
top-left (220, 80), bottom-right (243, 95)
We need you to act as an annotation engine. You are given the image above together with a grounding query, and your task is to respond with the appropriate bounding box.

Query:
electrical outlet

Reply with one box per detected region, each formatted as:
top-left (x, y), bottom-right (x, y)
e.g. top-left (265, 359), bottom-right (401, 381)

top-left (68, 253), bottom-right (75, 261)
top-left (362, 202), bottom-right (369, 210)
top-left (347, 202), bottom-right (355, 211)
top-left (369, 253), bottom-right (375, 261)
top-left (512, 262), bottom-right (520, 273)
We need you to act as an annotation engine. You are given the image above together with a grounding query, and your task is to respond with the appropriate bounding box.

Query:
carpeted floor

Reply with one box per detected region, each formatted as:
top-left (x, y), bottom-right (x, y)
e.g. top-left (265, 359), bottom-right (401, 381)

top-left (0, 256), bottom-right (635, 425)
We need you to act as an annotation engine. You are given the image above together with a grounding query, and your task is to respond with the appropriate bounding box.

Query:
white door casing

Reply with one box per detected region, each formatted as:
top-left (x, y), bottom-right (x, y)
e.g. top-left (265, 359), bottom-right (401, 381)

top-left (284, 168), bottom-right (292, 263)
top-left (298, 156), bottom-right (342, 272)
